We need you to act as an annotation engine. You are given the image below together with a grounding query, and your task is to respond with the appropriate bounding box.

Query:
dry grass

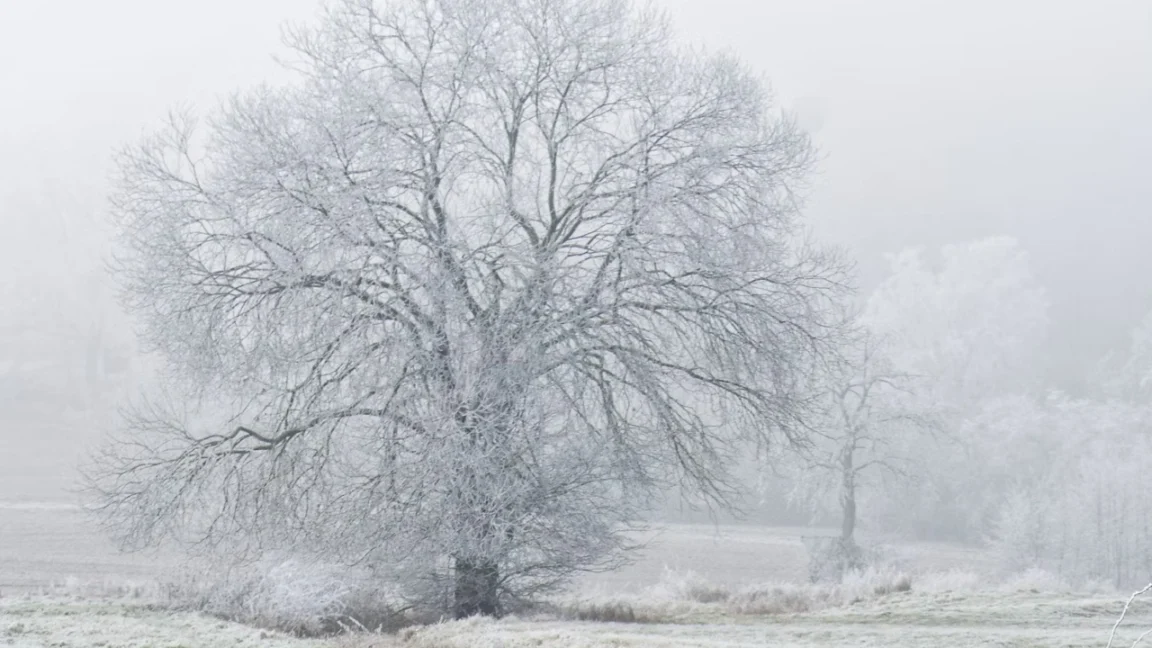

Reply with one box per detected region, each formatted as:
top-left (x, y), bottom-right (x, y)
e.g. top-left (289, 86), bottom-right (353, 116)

top-left (549, 565), bottom-right (922, 624)
top-left (558, 600), bottom-right (658, 623)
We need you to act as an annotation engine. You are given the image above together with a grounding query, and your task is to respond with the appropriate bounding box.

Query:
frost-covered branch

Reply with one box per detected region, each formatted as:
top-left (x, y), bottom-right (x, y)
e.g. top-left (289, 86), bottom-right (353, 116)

top-left (1108, 583), bottom-right (1152, 648)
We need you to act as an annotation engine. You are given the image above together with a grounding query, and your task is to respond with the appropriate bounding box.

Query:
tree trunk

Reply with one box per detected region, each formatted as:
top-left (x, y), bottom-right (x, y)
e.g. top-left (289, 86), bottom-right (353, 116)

top-left (833, 445), bottom-right (863, 579)
top-left (840, 490), bottom-right (856, 542)
top-left (453, 558), bottom-right (501, 619)
top-left (839, 447), bottom-right (856, 543)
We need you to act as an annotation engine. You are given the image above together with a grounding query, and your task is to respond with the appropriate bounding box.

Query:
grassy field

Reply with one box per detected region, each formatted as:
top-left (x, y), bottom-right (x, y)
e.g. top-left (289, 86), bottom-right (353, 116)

top-left (1, 503), bottom-right (1146, 647)
top-left (380, 591), bottom-right (1152, 647)
top-left (4, 588), bottom-right (1151, 647)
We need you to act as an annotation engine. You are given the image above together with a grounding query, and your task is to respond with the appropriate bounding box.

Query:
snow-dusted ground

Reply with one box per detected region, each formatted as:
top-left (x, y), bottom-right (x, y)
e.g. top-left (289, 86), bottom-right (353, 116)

top-left (394, 590), bottom-right (1152, 648)
top-left (3, 589), bottom-right (1150, 648)
top-left (0, 597), bottom-right (323, 648)
top-left (1, 505), bottom-right (1144, 646)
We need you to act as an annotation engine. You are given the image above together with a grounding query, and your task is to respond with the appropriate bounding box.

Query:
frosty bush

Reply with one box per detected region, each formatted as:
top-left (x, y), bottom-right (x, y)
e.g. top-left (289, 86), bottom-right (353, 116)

top-left (158, 557), bottom-right (414, 636)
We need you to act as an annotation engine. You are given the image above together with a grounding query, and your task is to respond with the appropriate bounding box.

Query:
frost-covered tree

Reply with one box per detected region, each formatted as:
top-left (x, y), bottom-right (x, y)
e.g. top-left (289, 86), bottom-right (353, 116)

top-left (1096, 308), bottom-right (1152, 403)
top-left (782, 328), bottom-right (938, 578)
top-left (863, 236), bottom-right (1049, 409)
top-left (87, 0), bottom-right (847, 617)
top-left (983, 394), bottom-right (1152, 588)
top-left (1123, 312), bottom-right (1152, 396)
top-left (0, 181), bottom-right (131, 413)
top-left (860, 237), bottom-right (1050, 540)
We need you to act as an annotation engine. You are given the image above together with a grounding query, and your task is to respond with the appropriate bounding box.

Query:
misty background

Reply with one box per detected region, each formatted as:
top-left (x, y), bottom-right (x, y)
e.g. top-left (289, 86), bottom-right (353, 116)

top-left (2, 0), bottom-right (1150, 503)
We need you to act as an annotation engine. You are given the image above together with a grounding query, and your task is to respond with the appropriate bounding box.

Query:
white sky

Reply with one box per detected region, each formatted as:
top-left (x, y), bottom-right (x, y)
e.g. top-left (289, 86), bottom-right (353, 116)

top-left (2, 0), bottom-right (1150, 388)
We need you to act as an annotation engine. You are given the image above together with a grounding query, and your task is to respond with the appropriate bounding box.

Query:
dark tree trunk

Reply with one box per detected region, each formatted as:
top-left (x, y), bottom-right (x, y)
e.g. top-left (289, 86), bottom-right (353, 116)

top-left (453, 558), bottom-right (501, 619)
top-left (836, 446), bottom-right (863, 577)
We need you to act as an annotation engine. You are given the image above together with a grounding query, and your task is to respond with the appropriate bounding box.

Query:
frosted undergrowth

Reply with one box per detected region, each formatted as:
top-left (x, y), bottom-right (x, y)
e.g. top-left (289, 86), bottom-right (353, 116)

top-left (6, 564), bottom-right (1148, 648)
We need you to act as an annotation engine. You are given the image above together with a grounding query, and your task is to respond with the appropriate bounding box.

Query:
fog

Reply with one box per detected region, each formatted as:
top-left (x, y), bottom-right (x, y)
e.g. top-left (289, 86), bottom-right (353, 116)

top-left (2, 0), bottom-right (1151, 538)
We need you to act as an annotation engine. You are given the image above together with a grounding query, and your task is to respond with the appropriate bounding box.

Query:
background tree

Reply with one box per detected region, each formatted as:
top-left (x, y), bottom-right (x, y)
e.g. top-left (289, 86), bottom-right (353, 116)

top-left (859, 236), bottom-right (1050, 540)
top-left (88, 0), bottom-right (848, 618)
top-left (981, 393), bottom-right (1152, 588)
top-left (1095, 308), bottom-right (1152, 403)
top-left (784, 329), bottom-right (937, 580)
top-left (0, 180), bottom-right (132, 413)
top-left (0, 180), bottom-right (138, 501)
top-left (862, 236), bottom-right (1050, 409)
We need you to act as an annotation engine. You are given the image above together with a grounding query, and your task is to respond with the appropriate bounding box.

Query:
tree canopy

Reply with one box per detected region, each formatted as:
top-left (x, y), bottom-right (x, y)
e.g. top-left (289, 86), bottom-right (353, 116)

top-left (89, 0), bottom-right (848, 617)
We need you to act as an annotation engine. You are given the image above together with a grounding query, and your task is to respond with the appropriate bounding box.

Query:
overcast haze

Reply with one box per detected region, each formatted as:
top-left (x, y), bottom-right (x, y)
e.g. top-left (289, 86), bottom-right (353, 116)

top-left (5, 0), bottom-right (1150, 389)
top-left (9, 2), bottom-right (1152, 638)
top-left (2, 0), bottom-right (1150, 497)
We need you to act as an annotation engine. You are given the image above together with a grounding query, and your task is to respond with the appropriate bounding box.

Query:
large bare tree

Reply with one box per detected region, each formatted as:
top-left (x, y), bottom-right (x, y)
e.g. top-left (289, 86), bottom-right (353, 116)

top-left (89, 0), bottom-right (847, 617)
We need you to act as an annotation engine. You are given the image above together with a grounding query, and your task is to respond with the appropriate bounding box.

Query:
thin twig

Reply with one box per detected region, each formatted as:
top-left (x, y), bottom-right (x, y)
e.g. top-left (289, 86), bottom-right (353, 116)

top-left (1108, 582), bottom-right (1152, 648)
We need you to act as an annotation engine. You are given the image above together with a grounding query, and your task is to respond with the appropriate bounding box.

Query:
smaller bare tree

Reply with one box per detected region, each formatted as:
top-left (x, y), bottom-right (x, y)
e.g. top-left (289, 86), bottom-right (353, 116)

top-left (785, 332), bottom-right (938, 581)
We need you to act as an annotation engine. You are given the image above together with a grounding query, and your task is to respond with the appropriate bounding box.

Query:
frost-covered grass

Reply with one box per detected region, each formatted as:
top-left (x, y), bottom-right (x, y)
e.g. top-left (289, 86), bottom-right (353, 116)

top-left (345, 579), bottom-right (1152, 647)
top-left (551, 564), bottom-right (1127, 628)
top-left (6, 586), bottom-right (1152, 648)
top-left (3, 506), bottom-right (1148, 647)
top-left (0, 595), bottom-right (325, 648)
top-left (407, 590), bottom-right (1152, 647)
top-left (2, 556), bottom-right (1150, 647)
top-left (554, 565), bottom-right (916, 623)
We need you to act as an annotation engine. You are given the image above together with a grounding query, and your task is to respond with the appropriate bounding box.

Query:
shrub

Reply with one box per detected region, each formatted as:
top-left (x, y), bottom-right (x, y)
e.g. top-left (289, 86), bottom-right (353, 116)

top-left (157, 557), bottom-right (416, 636)
top-left (561, 600), bottom-right (648, 623)
top-left (728, 583), bottom-right (821, 615)
top-left (647, 567), bottom-right (731, 604)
